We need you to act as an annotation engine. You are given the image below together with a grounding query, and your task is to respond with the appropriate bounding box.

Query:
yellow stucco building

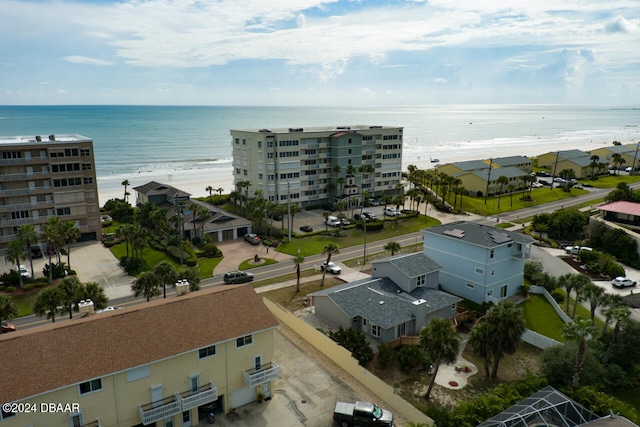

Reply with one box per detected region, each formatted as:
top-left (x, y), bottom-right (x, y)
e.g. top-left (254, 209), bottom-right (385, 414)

top-left (0, 285), bottom-right (280, 427)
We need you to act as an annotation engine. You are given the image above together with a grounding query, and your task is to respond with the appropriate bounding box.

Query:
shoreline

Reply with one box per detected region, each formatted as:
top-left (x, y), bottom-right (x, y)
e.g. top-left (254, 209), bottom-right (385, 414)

top-left (97, 136), bottom-right (635, 206)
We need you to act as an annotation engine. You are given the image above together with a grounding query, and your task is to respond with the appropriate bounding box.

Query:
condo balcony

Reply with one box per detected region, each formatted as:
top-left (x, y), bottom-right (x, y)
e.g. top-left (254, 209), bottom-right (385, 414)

top-left (178, 382), bottom-right (219, 411)
top-left (138, 395), bottom-right (182, 425)
top-left (243, 361), bottom-right (280, 387)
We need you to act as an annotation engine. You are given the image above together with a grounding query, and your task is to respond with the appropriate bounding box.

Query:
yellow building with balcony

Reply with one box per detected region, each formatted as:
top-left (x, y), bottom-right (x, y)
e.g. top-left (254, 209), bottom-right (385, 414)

top-left (0, 284), bottom-right (279, 427)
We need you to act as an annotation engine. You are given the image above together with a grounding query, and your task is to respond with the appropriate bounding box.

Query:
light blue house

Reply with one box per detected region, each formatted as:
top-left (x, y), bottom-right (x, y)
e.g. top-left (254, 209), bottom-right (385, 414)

top-left (422, 221), bottom-right (535, 304)
top-left (309, 253), bottom-right (461, 344)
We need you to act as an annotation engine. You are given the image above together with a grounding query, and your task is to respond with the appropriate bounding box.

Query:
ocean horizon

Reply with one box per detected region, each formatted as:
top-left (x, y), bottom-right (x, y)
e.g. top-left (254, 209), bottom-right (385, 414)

top-left (1, 104), bottom-right (639, 205)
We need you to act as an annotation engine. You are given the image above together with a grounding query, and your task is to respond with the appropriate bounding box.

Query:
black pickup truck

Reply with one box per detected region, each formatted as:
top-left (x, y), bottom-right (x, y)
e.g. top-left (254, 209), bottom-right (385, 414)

top-left (333, 401), bottom-right (394, 427)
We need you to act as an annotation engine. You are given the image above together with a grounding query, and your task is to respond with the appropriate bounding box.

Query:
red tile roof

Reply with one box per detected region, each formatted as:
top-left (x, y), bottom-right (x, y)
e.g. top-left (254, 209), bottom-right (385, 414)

top-left (0, 285), bottom-right (278, 403)
top-left (598, 201), bottom-right (640, 216)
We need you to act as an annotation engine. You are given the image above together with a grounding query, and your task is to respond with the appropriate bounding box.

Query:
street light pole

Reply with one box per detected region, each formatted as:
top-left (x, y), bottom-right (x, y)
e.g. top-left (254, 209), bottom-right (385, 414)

top-left (287, 181), bottom-right (292, 243)
top-left (363, 217), bottom-right (367, 265)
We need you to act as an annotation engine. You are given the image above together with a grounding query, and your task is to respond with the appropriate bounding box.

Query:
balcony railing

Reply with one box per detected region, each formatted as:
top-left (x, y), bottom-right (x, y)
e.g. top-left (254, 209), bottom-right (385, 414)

top-left (243, 361), bottom-right (280, 387)
top-left (138, 395), bottom-right (182, 425)
top-left (178, 382), bottom-right (218, 411)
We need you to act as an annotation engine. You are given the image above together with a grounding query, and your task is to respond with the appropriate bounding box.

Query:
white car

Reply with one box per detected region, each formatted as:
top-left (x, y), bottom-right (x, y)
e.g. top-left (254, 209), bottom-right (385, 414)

top-left (320, 262), bottom-right (341, 274)
top-left (612, 277), bottom-right (636, 288)
top-left (564, 246), bottom-right (592, 255)
top-left (384, 207), bottom-right (400, 217)
top-left (18, 265), bottom-right (29, 278)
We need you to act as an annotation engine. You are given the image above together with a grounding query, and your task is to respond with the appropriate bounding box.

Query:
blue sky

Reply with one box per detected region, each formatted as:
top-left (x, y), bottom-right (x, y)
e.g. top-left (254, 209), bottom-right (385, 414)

top-left (1, 0), bottom-right (639, 106)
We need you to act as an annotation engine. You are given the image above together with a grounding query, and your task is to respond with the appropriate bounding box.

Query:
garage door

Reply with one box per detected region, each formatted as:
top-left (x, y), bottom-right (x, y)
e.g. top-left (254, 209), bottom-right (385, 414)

top-left (232, 386), bottom-right (255, 408)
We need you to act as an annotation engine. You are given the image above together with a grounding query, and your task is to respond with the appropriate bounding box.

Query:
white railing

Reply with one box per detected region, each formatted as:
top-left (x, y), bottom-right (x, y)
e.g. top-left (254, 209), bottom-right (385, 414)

top-left (138, 396), bottom-right (182, 425)
top-left (179, 382), bottom-right (218, 411)
top-left (243, 361), bottom-right (280, 387)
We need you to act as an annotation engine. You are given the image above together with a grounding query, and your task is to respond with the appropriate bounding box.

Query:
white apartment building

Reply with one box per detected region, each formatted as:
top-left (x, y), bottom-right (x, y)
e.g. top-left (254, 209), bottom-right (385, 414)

top-left (0, 134), bottom-right (101, 257)
top-left (230, 126), bottom-right (403, 208)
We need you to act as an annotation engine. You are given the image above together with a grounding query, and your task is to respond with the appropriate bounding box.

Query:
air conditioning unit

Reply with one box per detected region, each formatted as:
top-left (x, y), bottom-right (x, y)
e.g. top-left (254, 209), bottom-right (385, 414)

top-left (175, 280), bottom-right (189, 296)
top-left (78, 299), bottom-right (95, 315)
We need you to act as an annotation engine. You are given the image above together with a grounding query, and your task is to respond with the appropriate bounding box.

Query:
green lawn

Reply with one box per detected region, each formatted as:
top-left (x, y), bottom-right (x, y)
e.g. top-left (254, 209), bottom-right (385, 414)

top-left (239, 258), bottom-right (278, 270)
top-left (521, 294), bottom-right (566, 342)
top-left (8, 289), bottom-right (40, 317)
top-left (581, 173), bottom-right (640, 188)
top-left (277, 215), bottom-right (439, 256)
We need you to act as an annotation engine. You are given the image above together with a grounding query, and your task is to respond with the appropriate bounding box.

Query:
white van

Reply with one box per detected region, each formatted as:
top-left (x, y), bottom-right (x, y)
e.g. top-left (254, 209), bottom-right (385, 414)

top-left (324, 215), bottom-right (341, 227)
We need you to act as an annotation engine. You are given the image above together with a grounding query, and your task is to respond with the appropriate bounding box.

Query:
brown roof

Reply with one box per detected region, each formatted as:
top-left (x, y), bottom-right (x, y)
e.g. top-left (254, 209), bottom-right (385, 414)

top-left (0, 285), bottom-right (278, 403)
top-left (133, 181), bottom-right (191, 198)
top-left (598, 201), bottom-right (640, 216)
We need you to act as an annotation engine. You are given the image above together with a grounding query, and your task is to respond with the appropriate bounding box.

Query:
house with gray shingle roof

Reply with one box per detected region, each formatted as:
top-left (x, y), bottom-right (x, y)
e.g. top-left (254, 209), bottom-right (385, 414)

top-left (133, 181), bottom-right (252, 242)
top-left (422, 221), bottom-right (535, 304)
top-left (484, 155), bottom-right (533, 172)
top-left (310, 253), bottom-right (461, 344)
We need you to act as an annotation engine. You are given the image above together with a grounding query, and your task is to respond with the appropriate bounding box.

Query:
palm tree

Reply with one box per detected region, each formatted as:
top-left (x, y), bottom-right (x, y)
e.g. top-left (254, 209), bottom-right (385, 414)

top-left (611, 153), bottom-right (622, 175)
top-left (42, 216), bottom-right (62, 282)
top-left (131, 271), bottom-right (161, 302)
top-left (419, 318), bottom-right (460, 399)
top-left (384, 241), bottom-right (401, 256)
top-left (33, 287), bottom-right (65, 323)
top-left (482, 301), bottom-right (526, 379)
top-left (59, 276), bottom-right (82, 319)
top-left (583, 283), bottom-right (604, 325)
top-left (570, 274), bottom-right (591, 318)
top-left (293, 253), bottom-right (305, 293)
top-left (322, 211), bottom-right (331, 232)
top-left (154, 261), bottom-right (177, 299)
top-left (563, 316), bottom-right (596, 388)
top-left (82, 282), bottom-right (109, 311)
top-left (468, 321), bottom-right (492, 377)
top-left (121, 179), bottom-right (130, 203)
top-left (589, 155), bottom-right (600, 179)
top-left (557, 273), bottom-right (575, 314)
top-left (0, 295), bottom-right (18, 324)
top-left (496, 175), bottom-right (509, 209)
top-left (206, 185), bottom-right (214, 197)
top-left (320, 243), bottom-right (340, 288)
top-left (6, 240), bottom-right (26, 289)
top-left (601, 305), bottom-right (631, 364)
top-left (62, 221), bottom-right (81, 271)
top-left (217, 187), bottom-right (224, 196)
top-left (17, 224), bottom-right (39, 280)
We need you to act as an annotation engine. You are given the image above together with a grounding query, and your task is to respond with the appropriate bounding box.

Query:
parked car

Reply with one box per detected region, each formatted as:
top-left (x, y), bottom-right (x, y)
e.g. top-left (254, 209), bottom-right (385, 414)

top-left (384, 207), bottom-right (400, 216)
top-left (333, 401), bottom-right (394, 427)
top-left (367, 198), bottom-right (380, 206)
top-left (535, 171), bottom-right (551, 177)
top-left (341, 219), bottom-right (351, 226)
top-left (223, 271), bottom-right (254, 284)
top-left (268, 213), bottom-right (283, 221)
top-left (353, 213), bottom-right (363, 220)
top-left (30, 246), bottom-right (43, 258)
top-left (244, 233), bottom-right (261, 245)
top-left (538, 179), bottom-right (551, 186)
top-left (324, 216), bottom-right (341, 227)
top-left (564, 246), bottom-right (592, 255)
top-left (299, 225), bottom-right (313, 232)
top-left (612, 277), bottom-right (637, 288)
top-left (18, 265), bottom-right (29, 278)
top-left (320, 262), bottom-right (341, 274)
top-left (0, 321), bottom-right (16, 334)
top-left (363, 212), bottom-right (377, 220)
top-left (626, 166), bottom-right (634, 172)
top-left (553, 177), bottom-right (566, 183)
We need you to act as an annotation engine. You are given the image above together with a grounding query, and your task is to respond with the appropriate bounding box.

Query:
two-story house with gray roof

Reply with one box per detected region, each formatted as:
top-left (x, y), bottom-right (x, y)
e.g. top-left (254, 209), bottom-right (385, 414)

top-left (422, 221), bottom-right (535, 304)
top-left (309, 253), bottom-right (461, 344)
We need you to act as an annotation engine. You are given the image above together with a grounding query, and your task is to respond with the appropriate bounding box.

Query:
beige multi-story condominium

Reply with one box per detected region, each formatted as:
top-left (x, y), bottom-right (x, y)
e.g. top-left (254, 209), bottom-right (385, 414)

top-left (0, 284), bottom-right (280, 427)
top-left (230, 126), bottom-right (404, 208)
top-left (0, 134), bottom-right (101, 257)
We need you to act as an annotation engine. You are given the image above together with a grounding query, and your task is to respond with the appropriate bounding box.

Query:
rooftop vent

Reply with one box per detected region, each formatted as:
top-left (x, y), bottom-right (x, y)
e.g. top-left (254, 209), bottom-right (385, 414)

top-left (48, 134), bottom-right (55, 141)
top-left (35, 135), bottom-right (42, 142)
top-left (369, 125), bottom-right (382, 129)
top-left (259, 129), bottom-right (272, 133)
top-left (78, 299), bottom-right (95, 315)
top-left (288, 127), bottom-right (303, 132)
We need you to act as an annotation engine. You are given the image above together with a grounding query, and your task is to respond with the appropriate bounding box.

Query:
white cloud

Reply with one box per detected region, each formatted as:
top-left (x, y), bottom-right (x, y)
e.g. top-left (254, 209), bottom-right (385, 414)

top-left (605, 15), bottom-right (638, 33)
top-left (61, 56), bottom-right (114, 66)
top-left (433, 77), bottom-right (447, 84)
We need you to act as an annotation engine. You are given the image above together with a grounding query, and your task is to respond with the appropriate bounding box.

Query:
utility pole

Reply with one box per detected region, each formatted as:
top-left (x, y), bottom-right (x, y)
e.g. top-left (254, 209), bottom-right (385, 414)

top-left (484, 158), bottom-right (493, 204)
top-left (363, 217), bottom-right (367, 264)
top-left (551, 151), bottom-right (560, 190)
top-left (633, 142), bottom-right (640, 171)
top-left (174, 193), bottom-right (184, 264)
top-left (287, 181), bottom-right (291, 243)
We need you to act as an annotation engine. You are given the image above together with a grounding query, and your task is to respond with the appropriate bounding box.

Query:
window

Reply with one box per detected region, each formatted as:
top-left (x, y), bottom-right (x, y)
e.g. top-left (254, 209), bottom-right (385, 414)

top-left (80, 148), bottom-right (90, 156)
top-left (348, 149), bottom-right (352, 154)
top-left (198, 345), bottom-right (216, 358)
top-left (2, 151), bottom-right (22, 159)
top-left (259, 173), bottom-right (263, 179)
top-left (243, 169), bottom-right (247, 176)
top-left (371, 325), bottom-right (380, 337)
top-left (490, 249), bottom-right (494, 259)
top-left (491, 269), bottom-right (495, 276)
top-left (235, 168), bottom-right (241, 174)
top-left (83, 177), bottom-right (93, 184)
top-left (500, 285), bottom-right (508, 298)
top-left (182, 411), bottom-right (191, 423)
top-left (235, 138), bottom-right (239, 144)
top-left (267, 153), bottom-right (274, 159)
top-left (236, 334), bottom-right (253, 348)
top-left (466, 283), bottom-right (475, 289)
top-left (164, 418), bottom-right (174, 427)
top-left (56, 207), bottom-right (71, 216)
top-left (70, 412), bottom-right (83, 427)
top-left (242, 139), bottom-right (246, 145)
top-left (267, 140), bottom-right (274, 148)
top-left (79, 378), bottom-right (102, 395)
top-left (258, 141), bottom-right (262, 148)
top-left (417, 275), bottom-right (426, 286)
top-left (11, 210), bottom-right (29, 220)
top-left (451, 304), bottom-right (457, 310)
top-left (475, 267), bottom-right (484, 274)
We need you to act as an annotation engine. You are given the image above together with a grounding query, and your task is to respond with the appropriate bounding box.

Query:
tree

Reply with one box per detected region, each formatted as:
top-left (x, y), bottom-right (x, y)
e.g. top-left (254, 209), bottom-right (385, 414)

top-left (217, 187), bottom-right (224, 196)
top-left (320, 243), bottom-right (340, 288)
top-left (177, 267), bottom-right (201, 292)
top-left (6, 240), bottom-right (26, 289)
top-left (131, 271), bottom-right (161, 302)
top-left (0, 295), bottom-right (18, 324)
top-left (206, 185), bottom-right (214, 197)
top-left (293, 253), bottom-right (305, 293)
top-left (154, 261), bottom-right (177, 299)
top-left (563, 316), bottom-right (597, 388)
top-left (569, 274), bottom-right (591, 318)
top-left (121, 179), bottom-right (130, 203)
top-left (82, 282), bottom-right (109, 310)
top-left (42, 216), bottom-right (62, 283)
top-left (16, 224), bottom-right (39, 280)
top-left (33, 287), bottom-right (65, 323)
top-left (62, 221), bottom-right (81, 271)
top-left (468, 321), bottom-right (492, 377)
top-left (589, 155), bottom-right (600, 179)
top-left (384, 241), bottom-right (401, 256)
top-left (496, 175), bottom-right (509, 209)
top-left (583, 283), bottom-right (604, 325)
top-left (419, 318), bottom-right (460, 399)
top-left (471, 301), bottom-right (526, 379)
top-left (322, 211), bottom-right (330, 232)
top-left (59, 276), bottom-right (82, 319)
top-left (601, 305), bottom-right (630, 365)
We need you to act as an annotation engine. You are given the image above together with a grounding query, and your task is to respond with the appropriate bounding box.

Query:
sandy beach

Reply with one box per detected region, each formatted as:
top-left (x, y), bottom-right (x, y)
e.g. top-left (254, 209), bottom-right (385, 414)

top-left (96, 135), bottom-right (635, 207)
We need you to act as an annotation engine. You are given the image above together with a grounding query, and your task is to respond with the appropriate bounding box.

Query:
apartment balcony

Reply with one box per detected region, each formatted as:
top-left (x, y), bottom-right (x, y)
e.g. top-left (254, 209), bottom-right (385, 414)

top-left (178, 382), bottom-right (218, 411)
top-left (138, 395), bottom-right (182, 425)
top-left (0, 158), bottom-right (26, 166)
top-left (243, 361), bottom-right (280, 387)
top-left (0, 200), bottom-right (54, 213)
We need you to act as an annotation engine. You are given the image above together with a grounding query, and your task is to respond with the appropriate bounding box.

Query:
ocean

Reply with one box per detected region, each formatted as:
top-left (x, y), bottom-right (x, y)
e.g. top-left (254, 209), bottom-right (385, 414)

top-left (1, 105), bottom-right (639, 204)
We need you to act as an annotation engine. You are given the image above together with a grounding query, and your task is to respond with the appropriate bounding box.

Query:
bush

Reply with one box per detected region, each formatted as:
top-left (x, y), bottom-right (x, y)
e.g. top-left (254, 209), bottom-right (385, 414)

top-left (119, 257), bottom-right (146, 276)
top-left (166, 245), bottom-right (192, 262)
top-left (201, 243), bottom-right (221, 258)
top-left (186, 259), bottom-right (198, 267)
top-left (551, 289), bottom-right (565, 304)
top-left (356, 220), bottom-right (384, 231)
top-left (328, 326), bottom-right (374, 366)
top-left (0, 270), bottom-right (20, 287)
top-left (5, 286), bottom-right (16, 293)
top-left (43, 262), bottom-right (66, 280)
top-left (191, 236), bottom-right (202, 246)
top-left (397, 345), bottom-right (428, 372)
top-left (376, 344), bottom-right (396, 369)
top-left (23, 283), bottom-right (37, 291)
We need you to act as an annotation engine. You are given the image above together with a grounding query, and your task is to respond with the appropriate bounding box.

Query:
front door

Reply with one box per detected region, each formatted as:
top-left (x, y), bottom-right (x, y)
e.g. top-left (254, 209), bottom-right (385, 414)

top-left (262, 381), bottom-right (271, 399)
